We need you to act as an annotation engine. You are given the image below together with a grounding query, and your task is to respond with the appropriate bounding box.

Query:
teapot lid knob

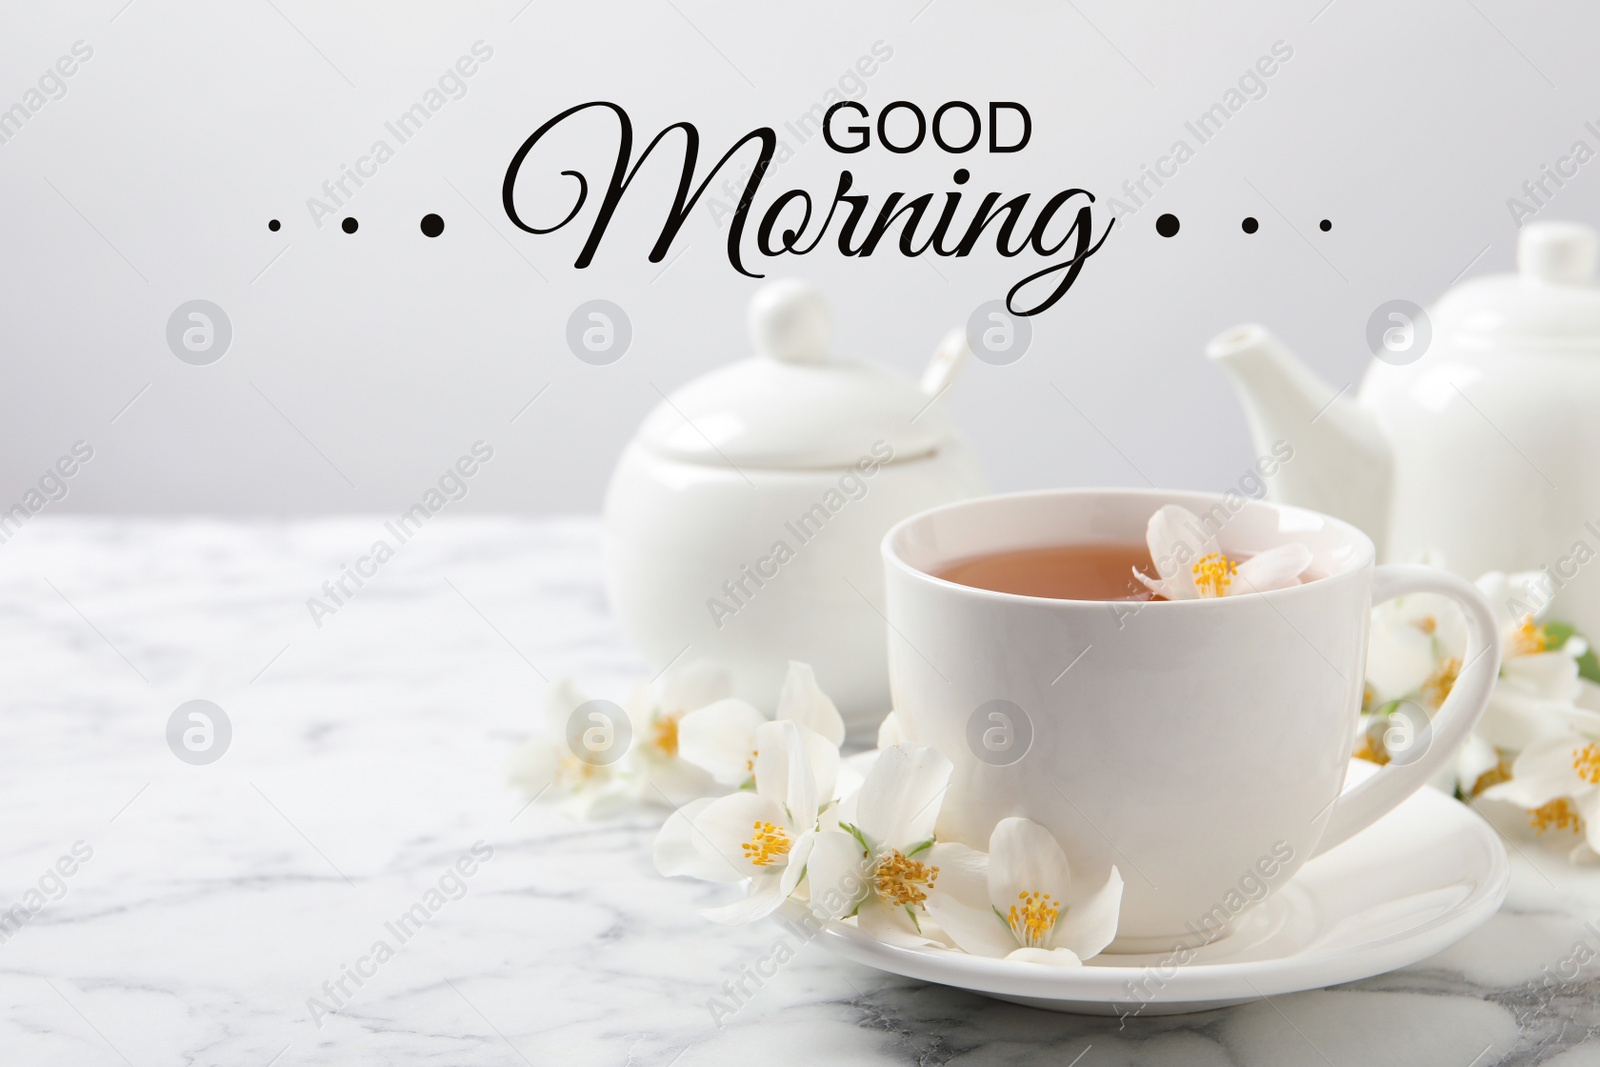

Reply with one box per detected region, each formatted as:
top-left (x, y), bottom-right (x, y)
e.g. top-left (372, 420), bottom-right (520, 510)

top-left (749, 279), bottom-right (831, 364)
top-left (1518, 221), bottom-right (1598, 285)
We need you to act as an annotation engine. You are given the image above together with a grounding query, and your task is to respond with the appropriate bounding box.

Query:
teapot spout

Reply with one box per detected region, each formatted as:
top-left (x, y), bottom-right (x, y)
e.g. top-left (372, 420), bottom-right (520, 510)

top-left (1206, 324), bottom-right (1393, 556)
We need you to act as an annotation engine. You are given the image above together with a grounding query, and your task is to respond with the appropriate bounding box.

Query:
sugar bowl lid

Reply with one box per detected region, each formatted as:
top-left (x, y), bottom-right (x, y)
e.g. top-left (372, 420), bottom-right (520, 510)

top-left (635, 280), bottom-right (963, 470)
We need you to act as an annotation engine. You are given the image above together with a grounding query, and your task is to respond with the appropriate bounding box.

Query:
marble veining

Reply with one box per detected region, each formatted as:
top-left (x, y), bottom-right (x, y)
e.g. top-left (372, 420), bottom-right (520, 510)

top-left (0, 516), bottom-right (1595, 1066)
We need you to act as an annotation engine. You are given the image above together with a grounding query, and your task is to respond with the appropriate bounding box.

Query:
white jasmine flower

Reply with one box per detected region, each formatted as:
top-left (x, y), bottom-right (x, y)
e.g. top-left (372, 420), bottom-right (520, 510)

top-left (1455, 732), bottom-right (1504, 796)
top-left (1472, 572), bottom-right (1593, 752)
top-left (1364, 588), bottom-right (1461, 710)
top-left (1358, 565), bottom-right (1600, 794)
top-left (653, 719), bottom-right (822, 923)
top-left (677, 661), bottom-right (844, 796)
top-left (509, 660), bottom-right (742, 817)
top-left (1132, 504), bottom-right (1312, 600)
top-left (620, 660), bottom-right (732, 805)
top-left (507, 678), bottom-right (632, 820)
top-left (924, 817), bottom-right (1123, 967)
top-left (1482, 735), bottom-right (1600, 861)
top-left (804, 744), bottom-right (952, 947)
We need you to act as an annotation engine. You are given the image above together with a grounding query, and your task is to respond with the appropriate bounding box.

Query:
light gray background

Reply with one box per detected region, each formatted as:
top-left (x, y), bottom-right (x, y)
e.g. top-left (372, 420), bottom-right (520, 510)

top-left (3, 0), bottom-right (1596, 515)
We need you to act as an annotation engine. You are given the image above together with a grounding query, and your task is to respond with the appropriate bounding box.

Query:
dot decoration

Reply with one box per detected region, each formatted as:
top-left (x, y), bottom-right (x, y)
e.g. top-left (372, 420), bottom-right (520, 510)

top-left (265, 211), bottom-right (1331, 241)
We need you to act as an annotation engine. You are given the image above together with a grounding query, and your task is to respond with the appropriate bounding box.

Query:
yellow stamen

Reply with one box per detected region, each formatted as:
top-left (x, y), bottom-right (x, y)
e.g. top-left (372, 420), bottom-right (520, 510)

top-left (1530, 798), bottom-right (1582, 835)
top-left (1353, 736), bottom-right (1390, 766)
top-left (651, 711), bottom-right (682, 758)
top-left (741, 820), bottom-right (792, 867)
top-left (1573, 743), bottom-right (1600, 785)
top-left (1421, 658), bottom-right (1460, 709)
top-left (1471, 757), bottom-right (1513, 797)
top-left (556, 753), bottom-right (602, 786)
top-left (1511, 614), bottom-right (1551, 657)
top-left (1417, 615), bottom-right (1437, 635)
top-left (1007, 889), bottom-right (1061, 948)
top-left (745, 749), bottom-right (758, 774)
top-left (1191, 553), bottom-right (1238, 598)
top-left (871, 849), bottom-right (939, 908)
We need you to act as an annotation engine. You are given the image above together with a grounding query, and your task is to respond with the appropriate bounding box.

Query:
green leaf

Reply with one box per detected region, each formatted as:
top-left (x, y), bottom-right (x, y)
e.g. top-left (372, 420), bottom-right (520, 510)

top-left (906, 836), bottom-right (935, 858)
top-left (1369, 699), bottom-right (1405, 721)
top-left (1545, 620), bottom-right (1600, 684)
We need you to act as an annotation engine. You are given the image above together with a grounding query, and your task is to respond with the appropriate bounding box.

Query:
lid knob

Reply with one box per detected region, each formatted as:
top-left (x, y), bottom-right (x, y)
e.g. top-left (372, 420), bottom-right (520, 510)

top-left (1518, 221), bottom-right (1598, 285)
top-left (749, 279), bottom-right (831, 364)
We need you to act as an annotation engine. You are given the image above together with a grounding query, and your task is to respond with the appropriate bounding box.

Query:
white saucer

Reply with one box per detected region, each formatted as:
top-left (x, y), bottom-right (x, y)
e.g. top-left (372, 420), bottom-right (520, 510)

top-left (797, 760), bottom-right (1508, 1015)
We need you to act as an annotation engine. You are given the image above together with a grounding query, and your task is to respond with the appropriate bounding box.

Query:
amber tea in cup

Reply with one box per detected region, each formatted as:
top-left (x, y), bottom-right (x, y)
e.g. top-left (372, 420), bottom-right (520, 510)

top-left (936, 542), bottom-right (1158, 601)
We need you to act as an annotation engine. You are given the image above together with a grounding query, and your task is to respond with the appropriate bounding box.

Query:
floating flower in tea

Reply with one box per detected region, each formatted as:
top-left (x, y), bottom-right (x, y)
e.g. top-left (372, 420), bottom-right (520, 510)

top-left (1131, 504), bottom-right (1313, 600)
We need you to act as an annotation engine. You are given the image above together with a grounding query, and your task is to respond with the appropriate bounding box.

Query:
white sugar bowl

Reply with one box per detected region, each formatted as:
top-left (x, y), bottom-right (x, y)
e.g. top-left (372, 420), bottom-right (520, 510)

top-left (603, 280), bottom-right (985, 736)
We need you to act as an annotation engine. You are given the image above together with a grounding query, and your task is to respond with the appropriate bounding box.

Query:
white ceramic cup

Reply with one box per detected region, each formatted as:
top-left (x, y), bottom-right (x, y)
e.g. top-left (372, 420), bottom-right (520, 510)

top-left (882, 488), bottom-right (1500, 951)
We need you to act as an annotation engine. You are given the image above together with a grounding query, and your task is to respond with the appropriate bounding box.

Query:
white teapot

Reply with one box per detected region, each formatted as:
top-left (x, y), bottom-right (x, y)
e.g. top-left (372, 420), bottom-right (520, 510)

top-left (1208, 220), bottom-right (1600, 635)
top-left (603, 280), bottom-right (986, 735)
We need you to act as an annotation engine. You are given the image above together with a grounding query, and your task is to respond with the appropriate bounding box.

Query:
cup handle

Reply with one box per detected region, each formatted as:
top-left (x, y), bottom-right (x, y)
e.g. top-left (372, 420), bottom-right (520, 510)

top-left (1311, 564), bottom-right (1502, 857)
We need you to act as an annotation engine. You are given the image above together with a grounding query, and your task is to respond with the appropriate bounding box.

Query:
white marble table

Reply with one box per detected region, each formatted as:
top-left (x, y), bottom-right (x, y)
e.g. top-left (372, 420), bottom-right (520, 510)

top-left (2, 517), bottom-right (1597, 1066)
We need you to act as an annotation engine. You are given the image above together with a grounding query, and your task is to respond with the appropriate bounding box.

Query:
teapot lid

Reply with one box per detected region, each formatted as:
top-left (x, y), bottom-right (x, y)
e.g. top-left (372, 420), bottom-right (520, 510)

top-left (635, 280), bottom-right (960, 469)
top-left (1433, 221), bottom-right (1600, 345)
